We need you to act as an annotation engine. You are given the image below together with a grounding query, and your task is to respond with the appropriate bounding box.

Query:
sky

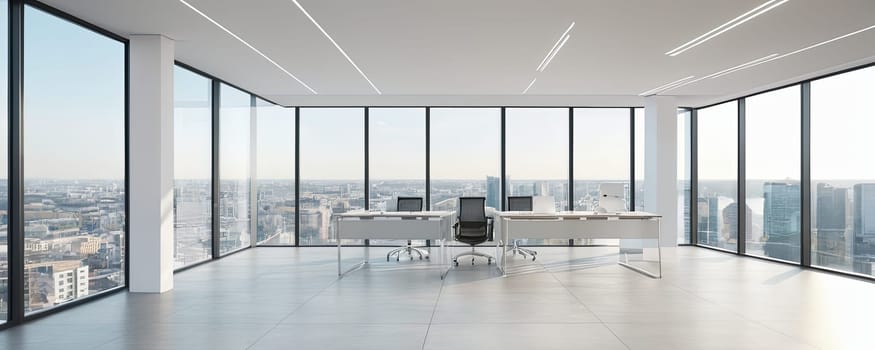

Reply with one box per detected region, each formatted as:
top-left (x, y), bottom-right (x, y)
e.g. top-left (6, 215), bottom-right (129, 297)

top-left (20, 6), bottom-right (126, 180)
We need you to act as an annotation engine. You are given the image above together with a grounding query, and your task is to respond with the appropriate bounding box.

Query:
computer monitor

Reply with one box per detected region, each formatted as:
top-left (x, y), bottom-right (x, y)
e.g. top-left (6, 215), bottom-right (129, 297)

top-left (598, 183), bottom-right (627, 212)
top-left (532, 196), bottom-right (556, 213)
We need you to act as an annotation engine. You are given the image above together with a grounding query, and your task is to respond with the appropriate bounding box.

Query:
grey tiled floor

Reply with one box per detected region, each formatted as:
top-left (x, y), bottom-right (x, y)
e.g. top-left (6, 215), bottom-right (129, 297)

top-left (2, 246), bottom-right (874, 349)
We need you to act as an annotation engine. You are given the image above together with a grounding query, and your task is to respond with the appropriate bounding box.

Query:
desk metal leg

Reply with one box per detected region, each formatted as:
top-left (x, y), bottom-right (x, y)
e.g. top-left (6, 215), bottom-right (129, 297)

top-left (616, 220), bottom-right (663, 279)
top-left (337, 240), bottom-right (368, 278)
top-left (440, 239), bottom-right (450, 280)
top-left (499, 219), bottom-right (507, 277)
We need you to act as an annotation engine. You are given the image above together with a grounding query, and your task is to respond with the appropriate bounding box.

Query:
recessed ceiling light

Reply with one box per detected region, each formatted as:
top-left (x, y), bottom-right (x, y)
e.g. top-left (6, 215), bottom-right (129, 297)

top-left (290, 0), bottom-right (381, 94)
top-left (707, 53), bottom-right (778, 79)
top-left (769, 23), bottom-right (875, 61)
top-left (522, 78), bottom-right (537, 94)
top-left (178, 0), bottom-right (317, 94)
top-left (666, 0), bottom-right (789, 56)
top-left (639, 76), bottom-right (695, 96)
top-left (657, 54), bottom-right (777, 93)
top-left (540, 35), bottom-right (570, 73)
top-left (536, 22), bottom-right (574, 72)
top-left (661, 23), bottom-right (875, 93)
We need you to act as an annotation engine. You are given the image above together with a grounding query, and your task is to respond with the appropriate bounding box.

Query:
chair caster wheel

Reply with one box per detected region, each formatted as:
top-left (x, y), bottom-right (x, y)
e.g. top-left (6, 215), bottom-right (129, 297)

top-left (488, 259), bottom-right (493, 265)
top-left (425, 256), bottom-right (429, 259)
top-left (532, 256), bottom-right (536, 261)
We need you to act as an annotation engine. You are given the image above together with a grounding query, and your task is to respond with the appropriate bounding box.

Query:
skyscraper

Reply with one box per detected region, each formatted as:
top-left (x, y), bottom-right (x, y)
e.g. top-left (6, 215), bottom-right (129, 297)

top-left (762, 182), bottom-right (801, 261)
top-left (486, 176), bottom-right (500, 209)
top-left (698, 196), bottom-right (718, 245)
top-left (722, 202), bottom-right (752, 243)
top-left (853, 183), bottom-right (875, 274)
top-left (815, 183), bottom-right (848, 267)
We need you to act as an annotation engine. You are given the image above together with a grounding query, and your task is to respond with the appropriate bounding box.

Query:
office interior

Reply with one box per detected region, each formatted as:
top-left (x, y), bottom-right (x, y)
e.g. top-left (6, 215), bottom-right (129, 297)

top-left (1, 0), bottom-right (875, 349)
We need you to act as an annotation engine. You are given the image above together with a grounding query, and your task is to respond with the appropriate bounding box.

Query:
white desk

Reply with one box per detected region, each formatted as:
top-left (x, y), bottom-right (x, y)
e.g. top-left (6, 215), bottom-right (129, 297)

top-left (333, 211), bottom-right (454, 279)
top-left (495, 211), bottom-right (663, 278)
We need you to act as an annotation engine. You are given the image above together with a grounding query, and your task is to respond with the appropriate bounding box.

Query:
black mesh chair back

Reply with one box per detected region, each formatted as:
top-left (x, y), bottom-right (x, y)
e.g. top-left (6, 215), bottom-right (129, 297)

top-left (507, 196), bottom-right (533, 211)
top-left (396, 197), bottom-right (423, 212)
top-left (456, 197), bottom-right (488, 244)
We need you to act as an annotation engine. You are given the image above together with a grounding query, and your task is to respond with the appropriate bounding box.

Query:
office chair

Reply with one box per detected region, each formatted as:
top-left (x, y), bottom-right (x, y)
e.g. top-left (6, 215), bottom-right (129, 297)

top-left (452, 197), bottom-right (494, 266)
top-left (386, 197), bottom-right (430, 261)
top-left (506, 196), bottom-right (537, 261)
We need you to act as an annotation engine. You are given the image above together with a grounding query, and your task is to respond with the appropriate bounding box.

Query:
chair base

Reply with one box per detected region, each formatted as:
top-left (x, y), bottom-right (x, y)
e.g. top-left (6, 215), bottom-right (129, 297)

top-left (453, 247), bottom-right (494, 266)
top-left (506, 240), bottom-right (537, 261)
top-left (387, 245), bottom-right (430, 261)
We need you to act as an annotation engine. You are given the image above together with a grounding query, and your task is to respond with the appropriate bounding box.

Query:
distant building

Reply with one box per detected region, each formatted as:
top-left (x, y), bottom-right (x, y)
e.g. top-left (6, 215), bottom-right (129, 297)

top-left (853, 184), bottom-right (875, 274)
top-left (763, 182), bottom-right (801, 261)
top-left (697, 196), bottom-right (718, 245)
top-left (722, 202), bottom-right (752, 243)
top-left (486, 176), bottom-right (500, 209)
top-left (24, 260), bottom-right (89, 310)
top-left (815, 183), bottom-right (848, 267)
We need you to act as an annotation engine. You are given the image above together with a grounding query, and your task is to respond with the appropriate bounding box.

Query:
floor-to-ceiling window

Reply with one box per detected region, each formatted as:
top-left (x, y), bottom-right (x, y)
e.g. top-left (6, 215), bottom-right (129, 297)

top-left (255, 101), bottom-right (295, 246)
top-left (573, 108), bottom-right (630, 211)
top-left (368, 108), bottom-right (426, 210)
top-left (368, 108), bottom-right (426, 246)
top-left (745, 86), bottom-right (801, 262)
top-left (299, 108), bottom-right (364, 245)
top-left (23, 5), bottom-right (126, 313)
top-left (429, 108), bottom-right (501, 211)
top-left (697, 101), bottom-right (738, 251)
top-left (173, 66), bottom-right (213, 267)
top-left (573, 108), bottom-right (629, 245)
top-left (218, 84), bottom-right (251, 254)
top-left (0, 0), bottom-right (8, 323)
top-left (811, 66), bottom-right (875, 277)
top-left (506, 108), bottom-right (568, 245)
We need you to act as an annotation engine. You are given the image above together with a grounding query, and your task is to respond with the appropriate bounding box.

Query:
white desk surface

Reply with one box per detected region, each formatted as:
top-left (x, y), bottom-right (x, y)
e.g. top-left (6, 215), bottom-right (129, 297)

top-left (495, 211), bottom-right (661, 219)
top-left (335, 210), bottom-right (454, 219)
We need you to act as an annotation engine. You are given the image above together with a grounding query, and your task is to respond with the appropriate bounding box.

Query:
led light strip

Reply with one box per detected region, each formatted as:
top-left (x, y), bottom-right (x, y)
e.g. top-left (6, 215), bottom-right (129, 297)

top-left (638, 76), bottom-right (696, 96)
top-left (178, 0), bottom-right (317, 94)
top-left (522, 78), bottom-right (538, 94)
top-left (666, 0), bottom-right (789, 56)
top-left (290, 0), bottom-right (382, 94)
top-left (537, 22), bottom-right (575, 72)
top-left (661, 23), bottom-right (875, 94)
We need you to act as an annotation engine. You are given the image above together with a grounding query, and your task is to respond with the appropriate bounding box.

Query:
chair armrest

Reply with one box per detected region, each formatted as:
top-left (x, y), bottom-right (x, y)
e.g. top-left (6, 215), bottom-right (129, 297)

top-left (486, 217), bottom-right (494, 241)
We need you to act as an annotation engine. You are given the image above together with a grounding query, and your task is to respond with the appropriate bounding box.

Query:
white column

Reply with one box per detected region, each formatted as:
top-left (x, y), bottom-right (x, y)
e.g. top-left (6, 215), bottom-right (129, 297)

top-left (129, 35), bottom-right (175, 293)
top-left (644, 96), bottom-right (679, 247)
top-left (250, 97), bottom-right (258, 247)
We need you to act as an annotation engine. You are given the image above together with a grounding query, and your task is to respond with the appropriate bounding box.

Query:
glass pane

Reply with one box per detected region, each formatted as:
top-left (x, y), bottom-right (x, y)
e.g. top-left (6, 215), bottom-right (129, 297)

top-left (697, 101), bottom-right (738, 251)
top-left (369, 108), bottom-right (426, 246)
top-left (506, 108), bottom-right (568, 245)
top-left (256, 101), bottom-right (295, 246)
top-left (173, 66), bottom-right (213, 267)
top-left (678, 110), bottom-right (692, 244)
top-left (811, 66), bottom-right (875, 276)
top-left (573, 108), bottom-right (629, 246)
top-left (300, 108), bottom-right (364, 245)
top-left (219, 84), bottom-right (251, 254)
top-left (0, 0), bottom-right (7, 323)
top-left (634, 108), bottom-right (645, 211)
top-left (430, 108), bottom-right (500, 211)
top-left (23, 6), bottom-right (126, 313)
top-left (369, 108), bottom-right (426, 210)
top-left (745, 86), bottom-right (801, 262)
top-left (573, 108), bottom-right (630, 211)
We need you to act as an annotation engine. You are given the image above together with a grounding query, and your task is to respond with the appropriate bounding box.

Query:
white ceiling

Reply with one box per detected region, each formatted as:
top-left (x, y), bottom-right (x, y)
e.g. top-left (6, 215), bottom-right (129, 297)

top-left (40, 0), bottom-right (875, 107)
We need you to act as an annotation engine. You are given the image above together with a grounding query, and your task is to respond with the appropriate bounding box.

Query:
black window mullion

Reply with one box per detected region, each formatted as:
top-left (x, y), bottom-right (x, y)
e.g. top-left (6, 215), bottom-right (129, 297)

top-left (8, 0), bottom-right (26, 326)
